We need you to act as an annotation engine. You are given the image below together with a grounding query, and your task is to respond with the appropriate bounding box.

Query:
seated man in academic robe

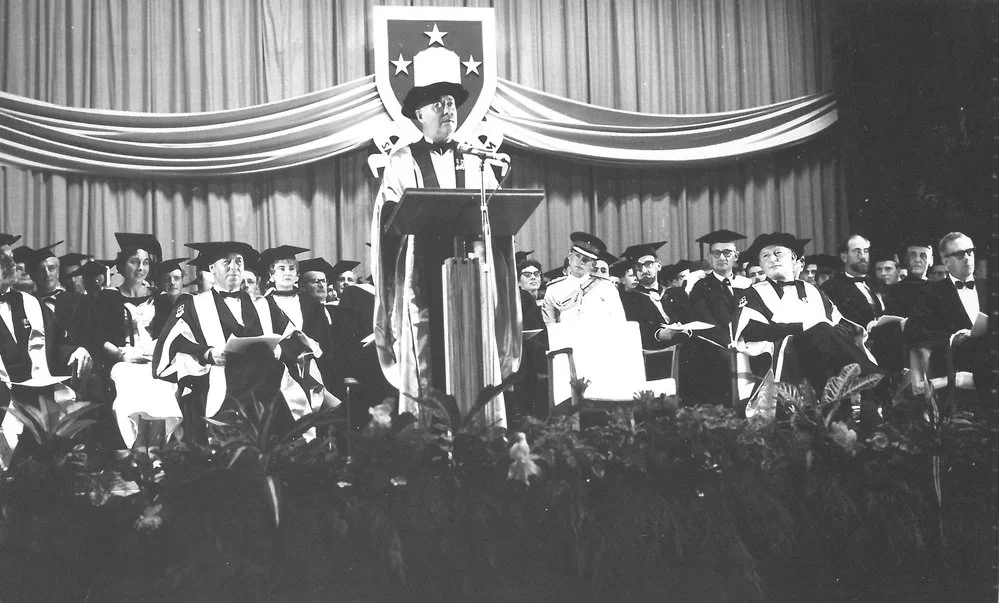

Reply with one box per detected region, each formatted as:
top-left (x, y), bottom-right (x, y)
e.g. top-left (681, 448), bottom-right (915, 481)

top-left (617, 241), bottom-right (690, 381)
top-left (0, 234), bottom-right (93, 466)
top-left (153, 241), bottom-right (335, 444)
top-left (734, 232), bottom-right (881, 394)
top-left (680, 230), bottom-right (754, 406)
top-left (819, 234), bottom-right (902, 372)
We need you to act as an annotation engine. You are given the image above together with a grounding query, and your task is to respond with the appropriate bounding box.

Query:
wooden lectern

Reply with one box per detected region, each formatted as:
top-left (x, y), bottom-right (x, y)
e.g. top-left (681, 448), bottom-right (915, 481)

top-left (383, 188), bottom-right (543, 424)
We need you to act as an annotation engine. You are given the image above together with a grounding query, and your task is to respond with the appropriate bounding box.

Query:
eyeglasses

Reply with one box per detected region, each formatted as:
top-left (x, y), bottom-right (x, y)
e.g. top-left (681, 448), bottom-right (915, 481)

top-left (944, 247), bottom-right (975, 260)
top-left (636, 260), bottom-right (657, 269)
top-left (709, 250), bottom-right (736, 258)
top-left (520, 270), bottom-right (541, 278)
top-left (425, 96), bottom-right (456, 113)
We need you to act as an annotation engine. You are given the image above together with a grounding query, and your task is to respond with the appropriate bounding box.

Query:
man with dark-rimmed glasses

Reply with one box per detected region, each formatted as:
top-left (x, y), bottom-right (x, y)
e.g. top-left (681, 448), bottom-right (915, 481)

top-left (904, 232), bottom-right (989, 404)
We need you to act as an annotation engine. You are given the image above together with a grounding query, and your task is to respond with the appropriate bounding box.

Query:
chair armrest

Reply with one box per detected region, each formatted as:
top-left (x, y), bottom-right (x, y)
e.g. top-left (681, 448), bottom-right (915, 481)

top-left (546, 346), bottom-right (577, 416)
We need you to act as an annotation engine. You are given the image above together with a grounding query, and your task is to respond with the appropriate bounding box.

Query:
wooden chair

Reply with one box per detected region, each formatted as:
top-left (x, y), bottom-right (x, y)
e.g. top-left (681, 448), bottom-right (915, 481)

top-left (546, 321), bottom-right (676, 416)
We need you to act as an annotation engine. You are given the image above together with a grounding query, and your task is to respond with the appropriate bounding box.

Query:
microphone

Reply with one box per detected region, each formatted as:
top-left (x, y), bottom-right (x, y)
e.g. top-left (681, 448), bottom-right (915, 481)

top-left (456, 142), bottom-right (511, 164)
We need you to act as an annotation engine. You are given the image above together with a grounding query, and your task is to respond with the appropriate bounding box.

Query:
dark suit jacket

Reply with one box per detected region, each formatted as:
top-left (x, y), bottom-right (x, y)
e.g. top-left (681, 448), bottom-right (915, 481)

top-left (689, 273), bottom-right (747, 345)
top-left (621, 285), bottom-right (692, 350)
top-left (887, 275), bottom-right (928, 318)
top-left (37, 289), bottom-right (98, 355)
top-left (519, 289), bottom-right (544, 331)
top-left (820, 273), bottom-right (887, 326)
top-left (904, 277), bottom-right (986, 347)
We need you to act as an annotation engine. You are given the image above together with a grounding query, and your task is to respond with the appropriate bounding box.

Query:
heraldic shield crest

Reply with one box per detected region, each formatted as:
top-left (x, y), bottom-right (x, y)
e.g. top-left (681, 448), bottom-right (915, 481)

top-left (373, 6), bottom-right (497, 143)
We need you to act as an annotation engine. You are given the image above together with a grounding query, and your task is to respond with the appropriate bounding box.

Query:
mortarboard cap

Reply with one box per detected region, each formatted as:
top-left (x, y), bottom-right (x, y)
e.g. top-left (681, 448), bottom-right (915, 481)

top-left (568, 232), bottom-right (607, 260)
top-left (59, 252), bottom-right (92, 267)
top-left (67, 259), bottom-right (115, 280)
top-left (542, 265), bottom-right (567, 281)
top-left (298, 258), bottom-right (335, 278)
top-left (674, 259), bottom-right (695, 274)
top-left (514, 250), bottom-right (534, 264)
top-left (330, 260), bottom-right (361, 279)
top-left (155, 258), bottom-right (188, 280)
top-left (696, 229), bottom-right (746, 245)
top-left (620, 241), bottom-right (668, 263)
top-left (259, 245), bottom-right (309, 265)
top-left (11, 245), bottom-right (32, 264)
top-left (609, 260), bottom-right (632, 279)
top-left (659, 263), bottom-right (681, 282)
top-left (793, 238), bottom-right (811, 257)
top-left (26, 242), bottom-right (64, 268)
top-left (871, 249), bottom-right (899, 265)
top-left (114, 233), bottom-right (162, 259)
top-left (805, 254), bottom-right (840, 271)
top-left (744, 233), bottom-right (800, 261)
top-left (0, 234), bottom-right (22, 247)
top-left (184, 241), bottom-right (258, 266)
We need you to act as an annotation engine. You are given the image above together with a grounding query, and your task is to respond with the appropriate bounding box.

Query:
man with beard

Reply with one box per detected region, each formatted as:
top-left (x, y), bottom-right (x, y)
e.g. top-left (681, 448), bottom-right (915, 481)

top-left (619, 241), bottom-right (690, 380)
top-left (904, 232), bottom-right (989, 404)
top-left (680, 231), bottom-right (753, 405)
top-left (820, 234), bottom-right (903, 370)
top-left (0, 234), bottom-right (93, 465)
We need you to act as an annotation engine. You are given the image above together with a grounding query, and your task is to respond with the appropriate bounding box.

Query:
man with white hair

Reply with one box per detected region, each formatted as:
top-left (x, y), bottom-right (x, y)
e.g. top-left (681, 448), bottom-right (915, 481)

top-left (735, 232), bottom-right (881, 392)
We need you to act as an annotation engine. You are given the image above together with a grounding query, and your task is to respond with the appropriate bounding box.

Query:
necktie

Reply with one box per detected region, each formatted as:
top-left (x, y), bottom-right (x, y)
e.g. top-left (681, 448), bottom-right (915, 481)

top-left (955, 280), bottom-right (975, 290)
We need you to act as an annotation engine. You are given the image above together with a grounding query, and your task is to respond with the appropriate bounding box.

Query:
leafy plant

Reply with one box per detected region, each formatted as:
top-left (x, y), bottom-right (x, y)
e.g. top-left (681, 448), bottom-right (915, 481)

top-left (205, 395), bottom-right (345, 526)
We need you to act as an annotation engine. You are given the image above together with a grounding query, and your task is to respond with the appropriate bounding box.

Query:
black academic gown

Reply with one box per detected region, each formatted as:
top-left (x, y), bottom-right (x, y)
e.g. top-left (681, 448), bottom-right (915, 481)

top-left (331, 285), bottom-right (394, 425)
top-left (154, 290), bottom-right (284, 443)
top-left (886, 275), bottom-right (928, 318)
top-left (739, 280), bottom-right (881, 393)
top-left (821, 273), bottom-right (901, 371)
top-left (621, 284), bottom-right (691, 380)
top-left (678, 274), bottom-right (747, 406)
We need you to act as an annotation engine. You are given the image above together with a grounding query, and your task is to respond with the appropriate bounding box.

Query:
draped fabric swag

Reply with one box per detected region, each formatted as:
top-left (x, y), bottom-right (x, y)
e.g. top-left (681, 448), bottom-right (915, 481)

top-left (0, 78), bottom-right (836, 175)
top-left (0, 0), bottom-right (844, 272)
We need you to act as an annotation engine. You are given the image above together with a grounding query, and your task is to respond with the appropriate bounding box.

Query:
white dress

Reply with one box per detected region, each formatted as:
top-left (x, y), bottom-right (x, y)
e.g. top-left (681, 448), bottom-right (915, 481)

top-left (110, 295), bottom-right (183, 448)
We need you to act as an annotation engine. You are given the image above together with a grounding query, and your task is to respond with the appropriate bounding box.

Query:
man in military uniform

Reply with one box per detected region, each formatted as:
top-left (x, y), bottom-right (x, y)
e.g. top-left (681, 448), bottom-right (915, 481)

top-left (542, 232), bottom-right (625, 326)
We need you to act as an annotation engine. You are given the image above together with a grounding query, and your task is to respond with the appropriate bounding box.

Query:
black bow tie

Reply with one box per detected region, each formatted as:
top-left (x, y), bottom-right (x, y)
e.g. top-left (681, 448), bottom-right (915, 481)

top-left (217, 290), bottom-right (243, 299)
top-left (270, 290), bottom-right (298, 297)
top-left (418, 139), bottom-right (456, 155)
top-left (848, 276), bottom-right (867, 283)
top-left (955, 280), bottom-right (975, 290)
top-left (774, 280), bottom-right (798, 287)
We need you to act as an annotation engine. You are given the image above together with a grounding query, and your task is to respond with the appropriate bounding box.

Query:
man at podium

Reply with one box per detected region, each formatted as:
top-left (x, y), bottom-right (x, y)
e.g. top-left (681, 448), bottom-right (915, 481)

top-left (370, 47), bottom-right (520, 423)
